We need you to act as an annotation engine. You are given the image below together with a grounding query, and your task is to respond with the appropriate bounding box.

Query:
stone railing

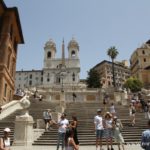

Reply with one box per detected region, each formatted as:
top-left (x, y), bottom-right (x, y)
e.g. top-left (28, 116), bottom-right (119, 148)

top-left (0, 97), bottom-right (25, 120)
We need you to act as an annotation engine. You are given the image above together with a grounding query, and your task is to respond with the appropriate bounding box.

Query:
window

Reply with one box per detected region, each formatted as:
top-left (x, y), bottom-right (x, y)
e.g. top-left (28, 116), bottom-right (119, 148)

top-left (142, 50), bottom-right (145, 55)
top-left (29, 80), bottom-right (32, 86)
top-left (47, 78), bottom-right (50, 82)
top-left (71, 51), bottom-right (76, 57)
top-left (13, 38), bottom-right (18, 53)
top-left (10, 24), bottom-right (13, 41)
top-left (4, 83), bottom-right (7, 97)
top-left (47, 51), bottom-right (51, 58)
top-left (9, 90), bottom-right (12, 101)
top-left (41, 77), bottom-right (43, 82)
top-left (72, 73), bottom-right (75, 81)
top-left (30, 74), bottom-right (32, 79)
top-left (144, 58), bottom-right (146, 62)
top-left (7, 49), bottom-right (11, 70)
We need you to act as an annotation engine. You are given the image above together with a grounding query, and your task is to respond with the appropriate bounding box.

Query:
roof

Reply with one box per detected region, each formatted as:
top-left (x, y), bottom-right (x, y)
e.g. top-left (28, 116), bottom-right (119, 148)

top-left (93, 60), bottom-right (129, 70)
top-left (7, 7), bottom-right (24, 43)
top-left (0, 0), bottom-right (6, 9)
top-left (0, 0), bottom-right (24, 43)
top-left (146, 39), bottom-right (150, 45)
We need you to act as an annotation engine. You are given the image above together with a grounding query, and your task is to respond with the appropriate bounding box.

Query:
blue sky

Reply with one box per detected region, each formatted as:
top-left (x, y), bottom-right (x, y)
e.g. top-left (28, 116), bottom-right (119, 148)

top-left (4, 0), bottom-right (150, 79)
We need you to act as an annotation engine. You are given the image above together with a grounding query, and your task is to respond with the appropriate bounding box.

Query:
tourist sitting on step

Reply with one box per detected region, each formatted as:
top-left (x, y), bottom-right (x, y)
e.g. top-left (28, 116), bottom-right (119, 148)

top-left (0, 128), bottom-right (11, 150)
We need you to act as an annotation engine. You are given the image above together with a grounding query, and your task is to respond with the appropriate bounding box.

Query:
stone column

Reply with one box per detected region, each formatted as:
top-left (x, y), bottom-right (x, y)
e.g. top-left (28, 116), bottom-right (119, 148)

top-left (13, 114), bottom-right (34, 146)
top-left (56, 92), bottom-right (66, 113)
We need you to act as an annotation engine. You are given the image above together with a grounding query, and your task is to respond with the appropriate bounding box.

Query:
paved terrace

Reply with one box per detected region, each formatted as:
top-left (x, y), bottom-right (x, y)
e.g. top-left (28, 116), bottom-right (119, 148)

top-left (11, 144), bottom-right (143, 150)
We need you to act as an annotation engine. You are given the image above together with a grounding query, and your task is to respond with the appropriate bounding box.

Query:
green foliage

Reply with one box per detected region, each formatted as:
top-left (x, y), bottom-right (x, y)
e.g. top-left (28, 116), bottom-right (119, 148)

top-left (86, 69), bottom-right (102, 88)
top-left (107, 46), bottom-right (119, 87)
top-left (124, 77), bottom-right (143, 92)
top-left (107, 46), bottom-right (119, 61)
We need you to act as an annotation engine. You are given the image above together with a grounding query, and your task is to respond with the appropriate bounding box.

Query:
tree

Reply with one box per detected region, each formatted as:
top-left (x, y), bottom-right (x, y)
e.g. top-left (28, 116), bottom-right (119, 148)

top-left (86, 69), bottom-right (102, 88)
top-left (107, 46), bottom-right (119, 87)
top-left (124, 77), bottom-right (143, 92)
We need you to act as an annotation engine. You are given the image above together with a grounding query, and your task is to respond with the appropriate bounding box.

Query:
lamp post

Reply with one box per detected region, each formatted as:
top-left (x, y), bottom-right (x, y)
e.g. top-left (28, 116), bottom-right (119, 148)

top-left (60, 70), bottom-right (66, 93)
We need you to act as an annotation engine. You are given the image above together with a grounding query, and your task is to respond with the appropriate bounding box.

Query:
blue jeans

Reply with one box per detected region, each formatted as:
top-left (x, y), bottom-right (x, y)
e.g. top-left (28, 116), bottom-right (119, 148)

top-left (56, 132), bottom-right (65, 150)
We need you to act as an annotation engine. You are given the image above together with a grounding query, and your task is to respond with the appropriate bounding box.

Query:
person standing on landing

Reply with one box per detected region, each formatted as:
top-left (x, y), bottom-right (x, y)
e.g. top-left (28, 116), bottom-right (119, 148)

top-left (94, 109), bottom-right (104, 150)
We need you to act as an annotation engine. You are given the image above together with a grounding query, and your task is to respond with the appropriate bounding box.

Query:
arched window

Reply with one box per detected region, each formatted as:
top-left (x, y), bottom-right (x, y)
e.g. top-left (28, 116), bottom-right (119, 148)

top-left (71, 50), bottom-right (76, 57)
top-left (47, 51), bottom-right (51, 58)
top-left (72, 73), bottom-right (75, 81)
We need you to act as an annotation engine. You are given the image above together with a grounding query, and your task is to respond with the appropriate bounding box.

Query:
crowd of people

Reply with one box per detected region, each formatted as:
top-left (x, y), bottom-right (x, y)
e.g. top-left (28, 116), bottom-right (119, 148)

top-left (42, 110), bottom-right (79, 150)
top-left (94, 108), bottom-right (124, 150)
top-left (1, 91), bottom-right (150, 150)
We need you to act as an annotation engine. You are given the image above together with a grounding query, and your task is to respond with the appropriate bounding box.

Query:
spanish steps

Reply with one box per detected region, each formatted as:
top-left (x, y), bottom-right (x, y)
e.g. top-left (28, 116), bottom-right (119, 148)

top-left (0, 96), bottom-right (148, 145)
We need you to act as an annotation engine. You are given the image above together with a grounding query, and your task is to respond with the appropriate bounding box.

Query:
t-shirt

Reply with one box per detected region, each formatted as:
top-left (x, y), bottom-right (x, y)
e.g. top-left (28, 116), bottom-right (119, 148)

top-left (43, 111), bottom-right (51, 120)
top-left (94, 115), bottom-right (104, 130)
top-left (105, 119), bottom-right (113, 129)
top-left (141, 129), bottom-right (150, 150)
top-left (58, 118), bottom-right (69, 133)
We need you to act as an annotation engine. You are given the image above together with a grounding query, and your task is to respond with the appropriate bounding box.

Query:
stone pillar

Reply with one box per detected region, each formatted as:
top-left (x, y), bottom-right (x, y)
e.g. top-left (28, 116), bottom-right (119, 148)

top-left (56, 92), bottom-right (66, 113)
top-left (13, 114), bottom-right (34, 146)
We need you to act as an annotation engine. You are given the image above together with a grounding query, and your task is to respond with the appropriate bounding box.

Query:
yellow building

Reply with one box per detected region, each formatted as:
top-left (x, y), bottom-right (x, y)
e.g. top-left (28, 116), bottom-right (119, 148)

top-left (130, 40), bottom-right (150, 88)
top-left (0, 1), bottom-right (24, 105)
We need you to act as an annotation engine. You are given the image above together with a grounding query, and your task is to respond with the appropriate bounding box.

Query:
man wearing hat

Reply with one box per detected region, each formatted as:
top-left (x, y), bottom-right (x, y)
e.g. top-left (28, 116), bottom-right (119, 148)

top-left (0, 128), bottom-right (11, 150)
top-left (94, 109), bottom-right (104, 150)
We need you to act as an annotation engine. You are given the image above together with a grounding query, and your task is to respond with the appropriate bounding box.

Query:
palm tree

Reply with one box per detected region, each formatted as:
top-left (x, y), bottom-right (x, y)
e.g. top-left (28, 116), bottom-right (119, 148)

top-left (107, 46), bottom-right (119, 87)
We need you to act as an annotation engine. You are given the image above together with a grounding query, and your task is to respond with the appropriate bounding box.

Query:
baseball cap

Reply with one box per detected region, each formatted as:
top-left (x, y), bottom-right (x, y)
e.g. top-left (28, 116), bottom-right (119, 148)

top-left (4, 128), bottom-right (11, 132)
top-left (62, 113), bottom-right (67, 116)
top-left (114, 116), bottom-right (118, 119)
top-left (97, 109), bottom-right (102, 112)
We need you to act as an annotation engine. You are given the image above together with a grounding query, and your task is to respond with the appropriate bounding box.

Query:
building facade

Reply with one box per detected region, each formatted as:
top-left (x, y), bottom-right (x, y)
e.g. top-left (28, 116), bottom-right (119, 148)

top-left (15, 38), bottom-right (80, 90)
top-left (0, 1), bottom-right (24, 105)
top-left (93, 60), bottom-right (130, 88)
top-left (130, 40), bottom-right (150, 87)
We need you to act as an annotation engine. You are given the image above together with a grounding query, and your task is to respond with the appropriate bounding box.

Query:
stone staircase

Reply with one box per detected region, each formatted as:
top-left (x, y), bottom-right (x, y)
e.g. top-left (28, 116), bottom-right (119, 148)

top-left (0, 99), bottom-right (58, 142)
top-left (33, 102), bottom-right (148, 145)
top-left (0, 99), bottom-right (148, 146)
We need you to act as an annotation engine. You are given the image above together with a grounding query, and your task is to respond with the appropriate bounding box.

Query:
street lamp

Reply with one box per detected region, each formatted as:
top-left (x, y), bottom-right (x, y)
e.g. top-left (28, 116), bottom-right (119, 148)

top-left (60, 70), bottom-right (66, 93)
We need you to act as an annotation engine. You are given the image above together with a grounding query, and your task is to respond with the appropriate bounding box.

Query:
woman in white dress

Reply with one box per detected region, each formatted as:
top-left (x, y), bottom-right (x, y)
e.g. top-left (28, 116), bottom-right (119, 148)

top-left (112, 116), bottom-right (125, 150)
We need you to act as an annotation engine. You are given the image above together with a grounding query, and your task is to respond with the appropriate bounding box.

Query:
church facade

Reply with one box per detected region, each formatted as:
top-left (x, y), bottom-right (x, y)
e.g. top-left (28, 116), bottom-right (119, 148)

top-left (15, 38), bottom-right (80, 91)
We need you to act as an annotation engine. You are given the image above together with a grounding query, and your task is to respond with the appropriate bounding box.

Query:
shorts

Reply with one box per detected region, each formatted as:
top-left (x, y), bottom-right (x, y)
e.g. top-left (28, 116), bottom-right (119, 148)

top-left (104, 128), bottom-right (113, 139)
top-left (44, 119), bottom-right (51, 124)
top-left (96, 129), bottom-right (104, 139)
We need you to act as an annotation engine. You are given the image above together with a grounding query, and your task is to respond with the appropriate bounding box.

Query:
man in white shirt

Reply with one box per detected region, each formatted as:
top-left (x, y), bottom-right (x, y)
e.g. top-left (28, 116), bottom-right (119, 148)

top-left (94, 109), bottom-right (104, 150)
top-left (56, 113), bottom-right (69, 150)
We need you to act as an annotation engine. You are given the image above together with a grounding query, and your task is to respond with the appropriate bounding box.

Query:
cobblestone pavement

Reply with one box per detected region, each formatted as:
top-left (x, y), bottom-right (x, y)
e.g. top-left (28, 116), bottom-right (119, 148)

top-left (11, 144), bottom-right (143, 150)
